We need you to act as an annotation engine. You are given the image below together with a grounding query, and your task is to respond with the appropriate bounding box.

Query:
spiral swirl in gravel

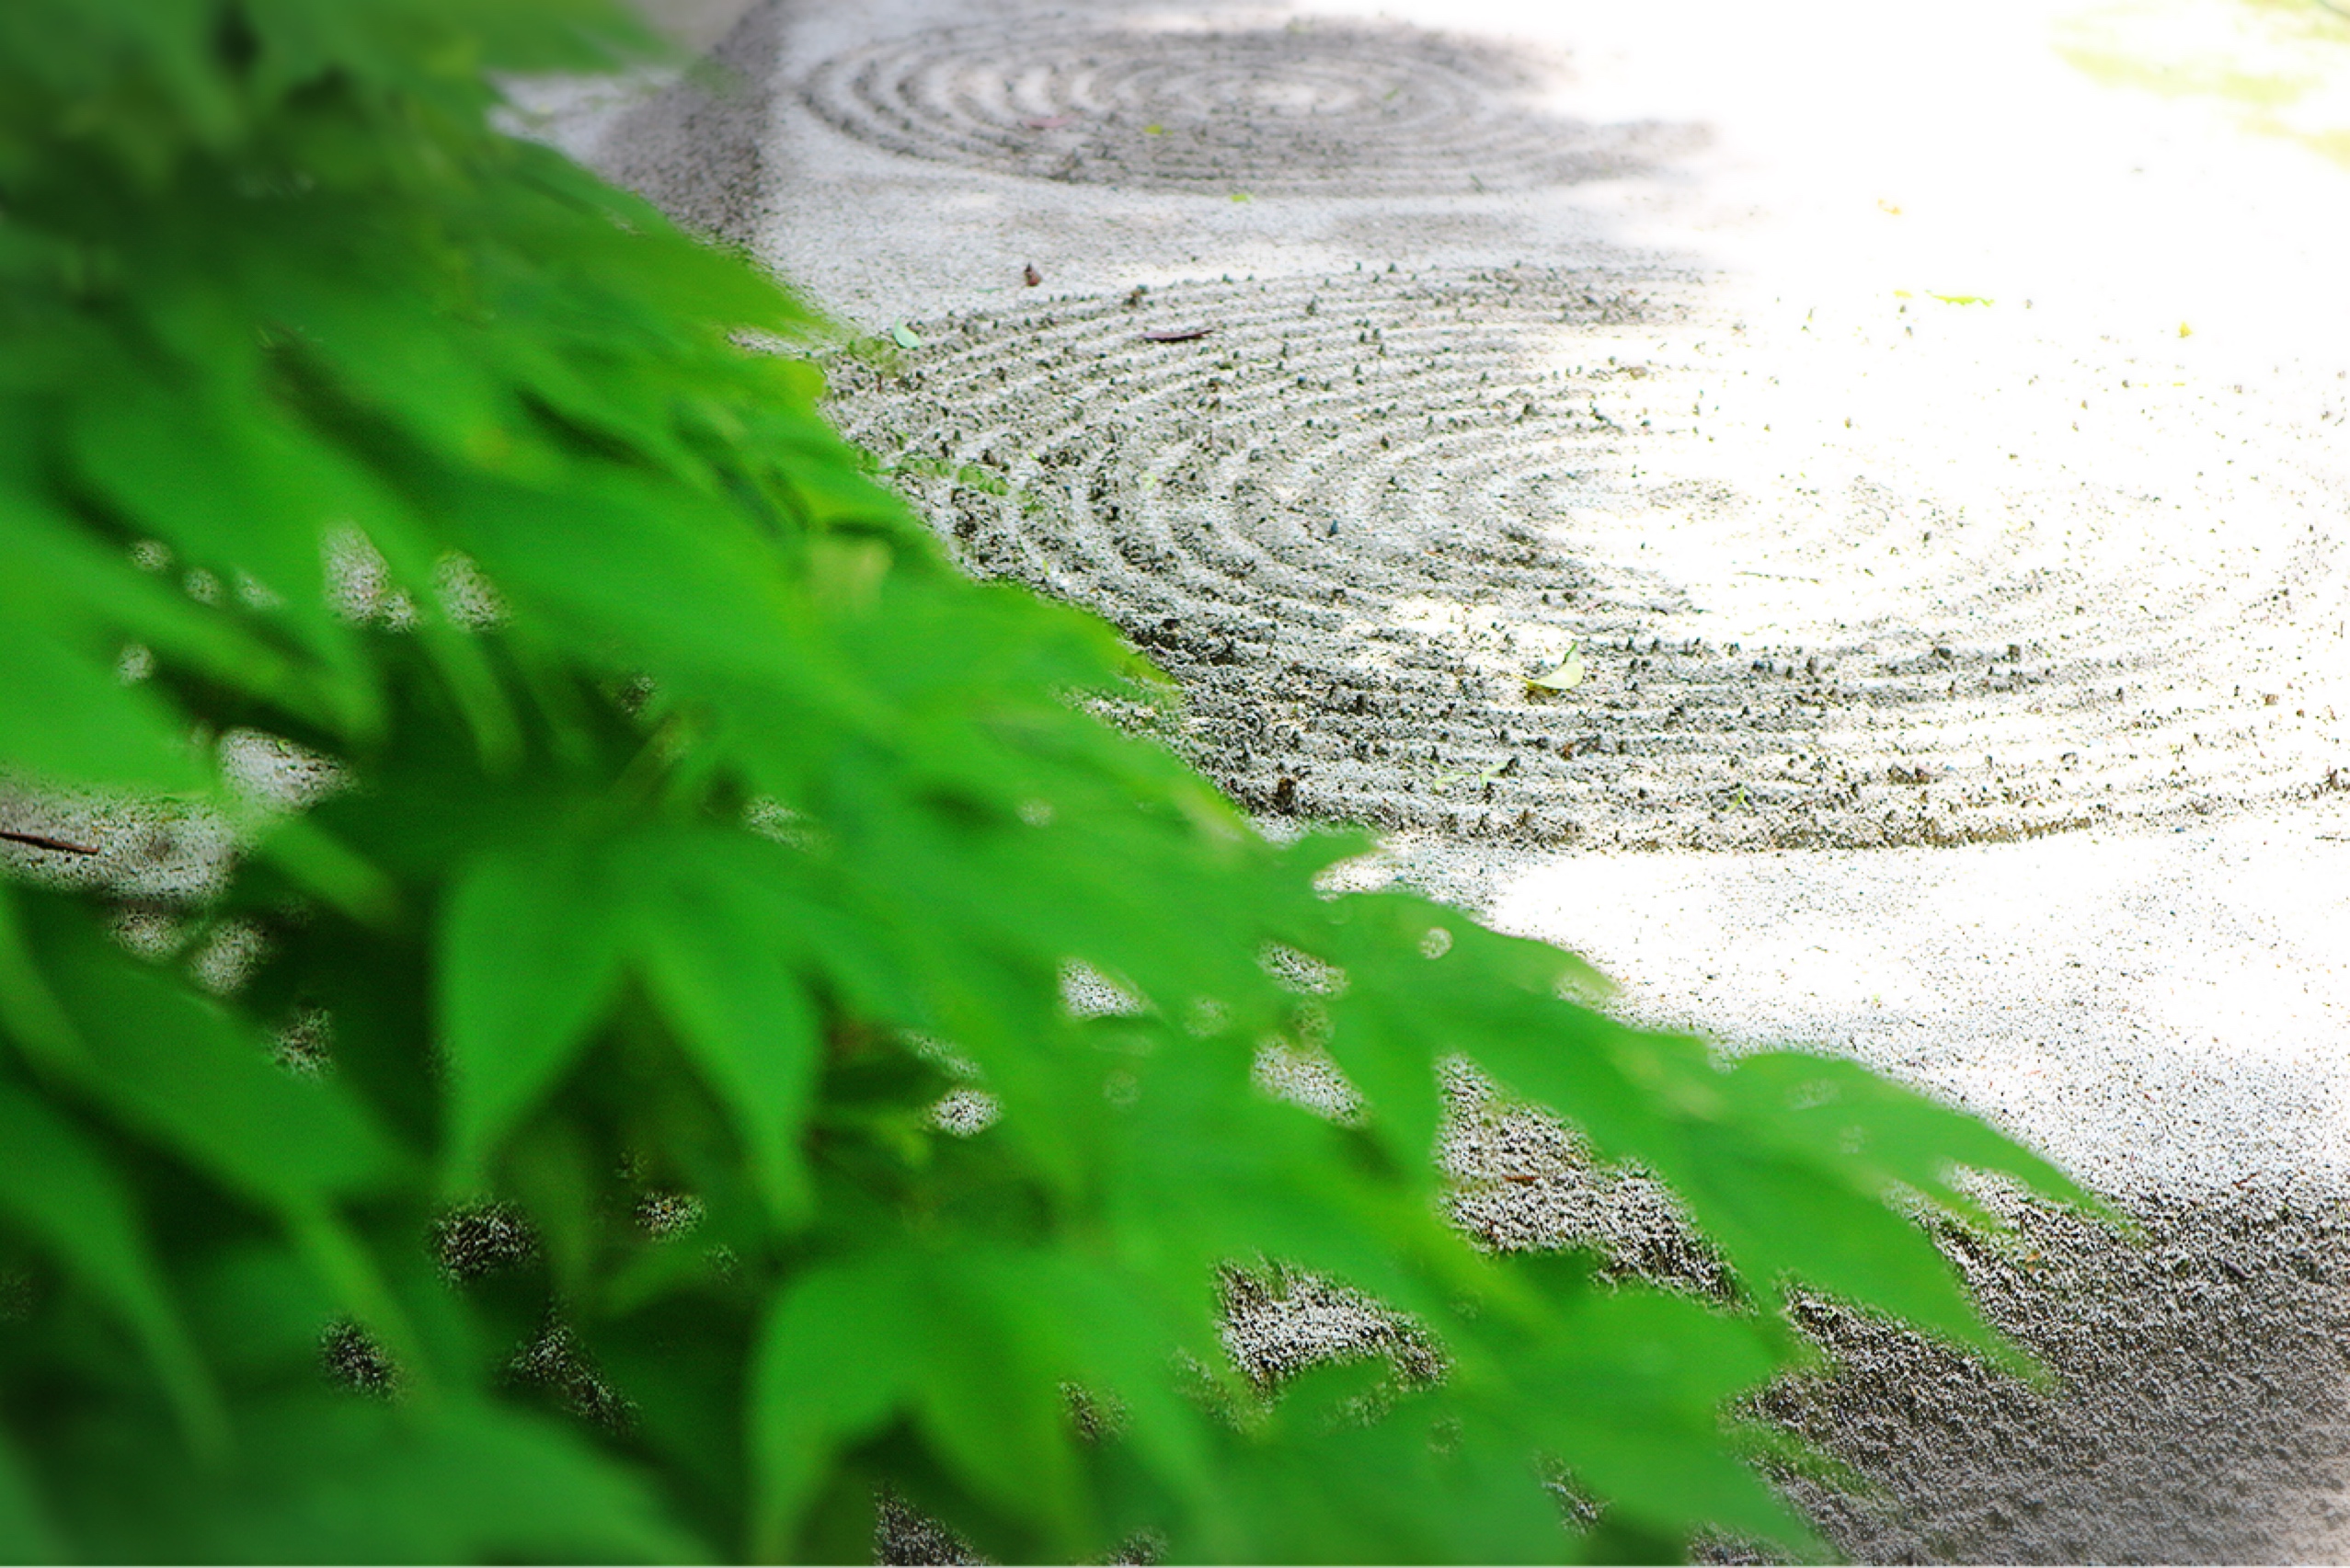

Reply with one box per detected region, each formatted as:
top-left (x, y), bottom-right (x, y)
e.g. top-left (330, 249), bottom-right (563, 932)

top-left (829, 268), bottom-right (2347, 850)
top-left (797, 22), bottom-right (1689, 195)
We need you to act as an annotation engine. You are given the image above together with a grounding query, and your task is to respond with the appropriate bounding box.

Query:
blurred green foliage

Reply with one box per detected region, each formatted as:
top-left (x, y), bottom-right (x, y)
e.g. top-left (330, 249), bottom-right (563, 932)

top-left (0, 0), bottom-right (2097, 1560)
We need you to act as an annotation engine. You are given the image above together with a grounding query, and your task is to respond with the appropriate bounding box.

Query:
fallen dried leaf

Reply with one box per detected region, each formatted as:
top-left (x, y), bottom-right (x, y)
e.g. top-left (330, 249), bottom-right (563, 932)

top-left (1141, 326), bottom-right (1213, 343)
top-left (1527, 644), bottom-right (1586, 692)
top-left (1023, 263), bottom-right (1041, 287)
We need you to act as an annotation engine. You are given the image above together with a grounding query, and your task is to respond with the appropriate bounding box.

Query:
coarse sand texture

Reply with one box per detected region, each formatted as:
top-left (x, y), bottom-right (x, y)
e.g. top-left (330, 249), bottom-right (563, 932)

top-left (565, 0), bottom-right (2350, 1559)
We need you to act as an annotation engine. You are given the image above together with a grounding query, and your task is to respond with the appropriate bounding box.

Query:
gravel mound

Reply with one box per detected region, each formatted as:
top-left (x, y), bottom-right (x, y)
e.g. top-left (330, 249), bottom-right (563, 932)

top-left (832, 266), bottom-right (2347, 852)
top-left (797, 18), bottom-right (1693, 198)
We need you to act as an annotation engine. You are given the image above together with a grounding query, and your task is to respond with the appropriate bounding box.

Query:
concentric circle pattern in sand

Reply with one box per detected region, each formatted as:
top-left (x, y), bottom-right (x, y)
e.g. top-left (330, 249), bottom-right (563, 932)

top-left (797, 21), bottom-right (1687, 195)
top-left (830, 268), bottom-right (2348, 849)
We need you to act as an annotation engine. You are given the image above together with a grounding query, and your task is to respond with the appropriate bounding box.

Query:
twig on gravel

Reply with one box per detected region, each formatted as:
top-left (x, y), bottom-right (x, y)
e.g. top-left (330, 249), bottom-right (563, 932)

top-left (0, 828), bottom-right (99, 856)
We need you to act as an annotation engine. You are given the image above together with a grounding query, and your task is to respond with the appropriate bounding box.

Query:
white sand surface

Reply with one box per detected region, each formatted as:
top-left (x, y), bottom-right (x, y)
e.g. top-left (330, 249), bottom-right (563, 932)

top-left (572, 0), bottom-right (2350, 1555)
top-left (1484, 806), bottom-right (2350, 1200)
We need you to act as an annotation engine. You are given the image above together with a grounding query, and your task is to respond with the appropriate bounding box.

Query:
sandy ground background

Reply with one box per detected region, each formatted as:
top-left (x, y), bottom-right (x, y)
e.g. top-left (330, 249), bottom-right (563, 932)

top-left (531, 0), bottom-right (2350, 1557)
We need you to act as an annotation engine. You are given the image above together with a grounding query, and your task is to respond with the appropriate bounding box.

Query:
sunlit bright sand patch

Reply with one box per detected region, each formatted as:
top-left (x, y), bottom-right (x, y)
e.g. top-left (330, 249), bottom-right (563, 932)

top-left (1479, 805), bottom-right (2350, 1196)
top-left (2058, 0), bottom-right (2350, 164)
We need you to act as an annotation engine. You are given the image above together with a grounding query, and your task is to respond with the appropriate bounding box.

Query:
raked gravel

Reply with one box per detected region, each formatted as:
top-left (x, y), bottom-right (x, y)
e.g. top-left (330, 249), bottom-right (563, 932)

top-left (534, 0), bottom-right (2350, 1557)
